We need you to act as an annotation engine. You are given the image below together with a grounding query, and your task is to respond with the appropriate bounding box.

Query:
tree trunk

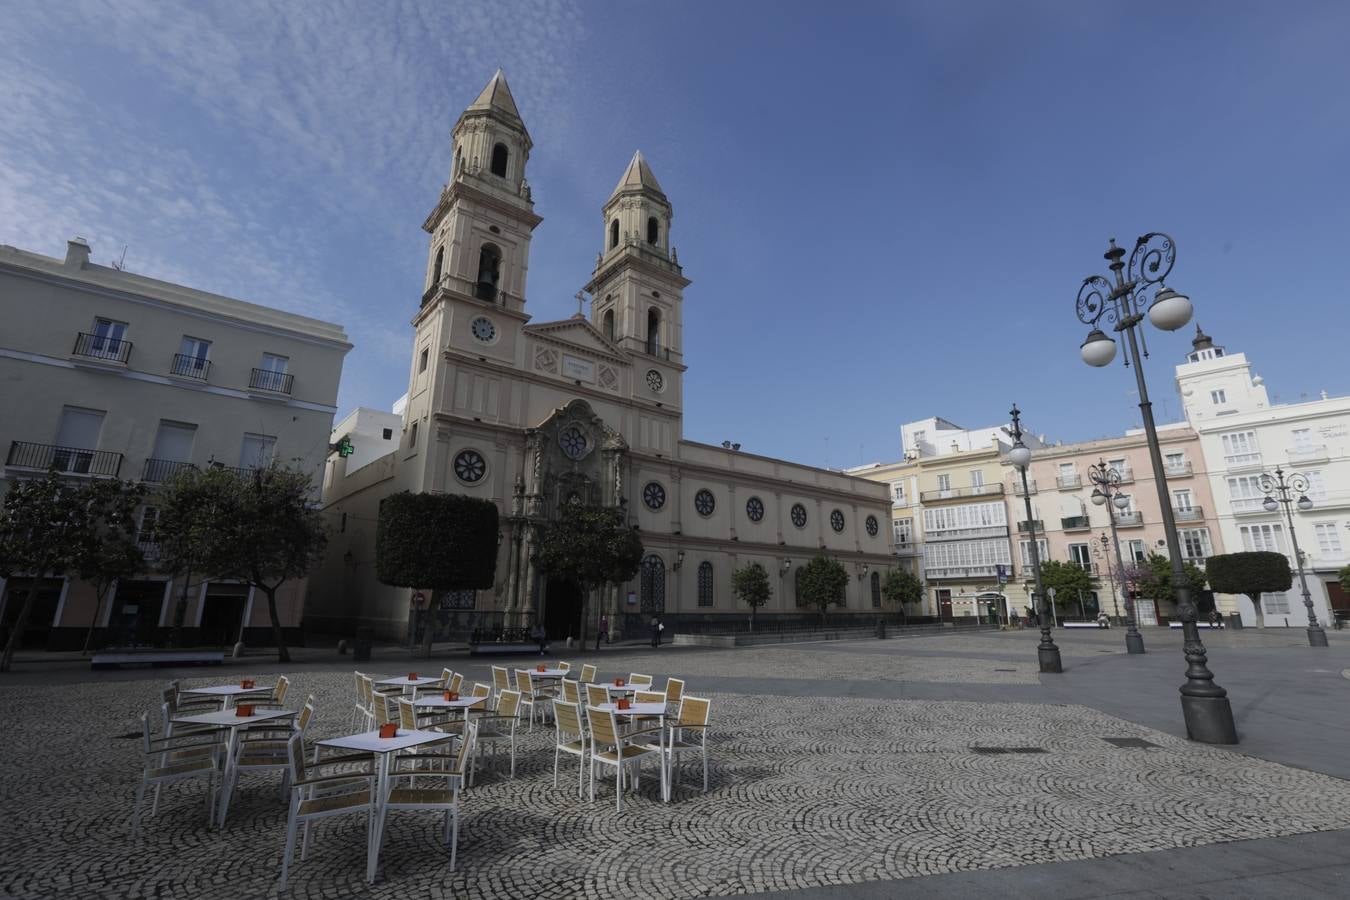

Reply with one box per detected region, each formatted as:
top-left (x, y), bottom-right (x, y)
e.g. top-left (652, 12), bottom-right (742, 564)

top-left (421, 590), bottom-right (438, 659)
top-left (1249, 592), bottom-right (1265, 628)
top-left (749, 603), bottom-right (756, 633)
top-left (576, 583), bottom-right (589, 651)
top-left (82, 581), bottom-right (112, 656)
top-left (0, 574), bottom-right (47, 673)
top-left (262, 583), bottom-right (290, 663)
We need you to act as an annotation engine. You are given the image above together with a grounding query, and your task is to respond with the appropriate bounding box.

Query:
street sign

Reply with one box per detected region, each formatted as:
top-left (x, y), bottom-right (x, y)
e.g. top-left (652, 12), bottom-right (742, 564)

top-left (996, 564), bottom-right (1007, 584)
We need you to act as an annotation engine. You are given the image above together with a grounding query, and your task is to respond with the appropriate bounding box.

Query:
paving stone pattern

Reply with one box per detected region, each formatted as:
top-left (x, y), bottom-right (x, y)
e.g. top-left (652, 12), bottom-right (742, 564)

top-left (4, 650), bottom-right (1350, 898)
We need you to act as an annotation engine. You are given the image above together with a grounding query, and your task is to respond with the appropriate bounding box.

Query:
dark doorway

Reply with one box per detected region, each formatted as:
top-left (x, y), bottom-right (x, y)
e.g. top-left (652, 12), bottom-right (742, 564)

top-left (544, 577), bottom-right (583, 641)
top-left (201, 584), bottom-right (249, 646)
top-left (109, 580), bottom-right (166, 647)
top-left (937, 589), bottom-right (952, 622)
top-left (0, 577), bottom-right (63, 649)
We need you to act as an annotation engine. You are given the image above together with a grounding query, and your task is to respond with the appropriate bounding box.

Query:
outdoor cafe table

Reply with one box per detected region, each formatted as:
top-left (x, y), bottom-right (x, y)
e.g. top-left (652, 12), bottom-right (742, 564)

top-left (520, 667), bottom-right (569, 680)
top-left (410, 694), bottom-right (488, 730)
top-left (170, 706), bottom-right (296, 826)
top-left (180, 683), bottom-right (271, 709)
top-left (374, 674), bottom-right (442, 696)
top-left (316, 728), bottom-right (450, 881)
top-left (595, 701), bottom-right (670, 802)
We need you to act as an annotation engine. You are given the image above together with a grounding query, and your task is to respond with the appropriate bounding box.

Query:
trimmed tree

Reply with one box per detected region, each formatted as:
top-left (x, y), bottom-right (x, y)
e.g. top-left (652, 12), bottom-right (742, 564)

top-left (1038, 560), bottom-right (1096, 618)
top-left (1339, 564), bottom-right (1350, 594)
top-left (74, 478), bottom-right (147, 654)
top-left (0, 471), bottom-right (91, 672)
top-left (533, 503), bottom-right (644, 648)
top-left (880, 567), bottom-right (923, 624)
top-left (1206, 551), bottom-right (1292, 628)
top-left (730, 562), bottom-right (772, 631)
top-left (156, 465), bottom-right (235, 638)
top-left (376, 491), bottom-right (499, 656)
top-left (798, 554), bottom-right (849, 626)
top-left (1126, 552), bottom-right (1209, 615)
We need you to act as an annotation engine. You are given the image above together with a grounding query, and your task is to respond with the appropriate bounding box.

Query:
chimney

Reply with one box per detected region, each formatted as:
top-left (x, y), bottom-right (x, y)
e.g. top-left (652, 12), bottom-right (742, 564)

top-left (65, 236), bottom-right (91, 269)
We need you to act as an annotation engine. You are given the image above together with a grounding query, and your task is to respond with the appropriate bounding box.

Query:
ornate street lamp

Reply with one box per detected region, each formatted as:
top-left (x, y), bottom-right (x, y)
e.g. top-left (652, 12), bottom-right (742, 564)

top-left (1088, 459), bottom-right (1145, 654)
top-left (1260, 467), bottom-right (1327, 647)
top-left (1009, 404), bottom-right (1062, 673)
top-left (1075, 233), bottom-right (1237, 744)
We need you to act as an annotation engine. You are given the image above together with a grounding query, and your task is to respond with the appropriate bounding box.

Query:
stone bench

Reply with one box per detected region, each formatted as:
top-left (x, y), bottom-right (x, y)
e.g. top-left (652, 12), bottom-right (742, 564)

top-left (91, 650), bottom-right (225, 669)
top-left (468, 643), bottom-right (547, 656)
top-left (1061, 622), bottom-right (1108, 629)
top-left (1168, 621), bottom-right (1223, 629)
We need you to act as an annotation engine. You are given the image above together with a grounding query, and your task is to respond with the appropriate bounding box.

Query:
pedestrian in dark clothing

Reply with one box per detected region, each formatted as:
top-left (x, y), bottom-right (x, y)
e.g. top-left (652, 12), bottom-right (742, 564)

top-left (650, 615), bottom-right (660, 648)
top-left (596, 614), bottom-right (609, 650)
top-left (531, 622), bottom-right (546, 655)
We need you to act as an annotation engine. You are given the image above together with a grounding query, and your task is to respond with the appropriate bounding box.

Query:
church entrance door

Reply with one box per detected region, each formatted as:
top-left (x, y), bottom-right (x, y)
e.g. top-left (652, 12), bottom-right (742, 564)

top-left (544, 578), bottom-right (583, 641)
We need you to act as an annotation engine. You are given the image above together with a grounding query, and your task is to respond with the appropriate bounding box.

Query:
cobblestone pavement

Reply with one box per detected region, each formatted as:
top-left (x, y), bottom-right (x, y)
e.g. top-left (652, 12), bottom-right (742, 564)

top-left (5, 647), bottom-right (1350, 899)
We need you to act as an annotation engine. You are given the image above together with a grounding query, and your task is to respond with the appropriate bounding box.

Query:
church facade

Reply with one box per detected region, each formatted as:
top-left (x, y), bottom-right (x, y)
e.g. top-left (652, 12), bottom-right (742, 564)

top-left (311, 72), bottom-right (894, 641)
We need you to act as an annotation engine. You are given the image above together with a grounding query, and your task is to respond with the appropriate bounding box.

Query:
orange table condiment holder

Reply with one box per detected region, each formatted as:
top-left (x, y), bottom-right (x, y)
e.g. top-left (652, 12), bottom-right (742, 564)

top-left (408, 672), bottom-right (418, 681)
top-left (617, 698), bottom-right (631, 710)
top-left (445, 690), bottom-right (459, 701)
top-left (379, 723), bottom-right (397, 739)
top-left (235, 704), bottom-right (255, 717)
top-left (537, 664), bottom-right (546, 673)
top-left (616, 678), bottom-right (625, 687)
top-left (240, 679), bottom-right (255, 689)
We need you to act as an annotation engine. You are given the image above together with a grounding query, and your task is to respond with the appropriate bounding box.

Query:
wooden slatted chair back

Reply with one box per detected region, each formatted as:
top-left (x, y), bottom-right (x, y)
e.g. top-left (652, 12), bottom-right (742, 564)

top-left (586, 705), bottom-right (620, 746)
top-left (679, 696), bottom-right (711, 727)
top-left (273, 675), bottom-right (290, 704)
top-left (561, 678), bottom-right (581, 704)
top-left (397, 698), bottom-right (418, 731)
top-left (556, 661), bottom-right (571, 672)
top-left (496, 689), bottom-right (522, 720)
top-left (448, 673), bottom-right (464, 694)
top-left (579, 664), bottom-right (597, 683)
top-left (627, 673), bottom-right (653, 687)
top-left (585, 683), bottom-right (609, 707)
top-left (470, 682), bottom-right (491, 699)
top-left (439, 667), bottom-right (454, 688)
top-left (454, 721), bottom-right (476, 777)
top-left (358, 674), bottom-right (374, 709)
top-left (287, 732), bottom-right (308, 786)
top-left (554, 699), bottom-right (584, 739)
top-left (298, 695), bottom-right (316, 733)
top-left (373, 693), bottom-right (393, 728)
top-left (664, 678), bottom-right (685, 704)
top-left (491, 665), bottom-right (510, 694)
top-left (635, 690), bottom-right (665, 704)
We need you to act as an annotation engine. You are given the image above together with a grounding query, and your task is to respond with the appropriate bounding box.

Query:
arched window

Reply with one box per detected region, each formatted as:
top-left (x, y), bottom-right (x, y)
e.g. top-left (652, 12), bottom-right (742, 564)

top-left (476, 244), bottom-right (501, 301)
top-left (431, 246), bottom-right (443, 288)
top-left (646, 308), bottom-right (660, 356)
top-left (490, 143), bottom-right (509, 178)
top-left (794, 566), bottom-right (806, 608)
top-left (602, 308), bottom-right (615, 341)
top-left (646, 216), bottom-right (659, 245)
top-left (871, 571), bottom-right (881, 608)
top-left (697, 561), bottom-right (714, 607)
top-left (609, 219), bottom-right (619, 249)
top-left (640, 554), bottom-right (665, 613)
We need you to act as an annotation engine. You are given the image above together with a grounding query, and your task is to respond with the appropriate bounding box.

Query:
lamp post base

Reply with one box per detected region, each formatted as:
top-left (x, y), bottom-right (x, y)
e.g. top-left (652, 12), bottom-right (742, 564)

top-left (1038, 644), bottom-right (1063, 674)
top-left (1180, 693), bottom-right (1238, 744)
top-left (1125, 631), bottom-right (1146, 654)
top-left (1307, 625), bottom-right (1329, 647)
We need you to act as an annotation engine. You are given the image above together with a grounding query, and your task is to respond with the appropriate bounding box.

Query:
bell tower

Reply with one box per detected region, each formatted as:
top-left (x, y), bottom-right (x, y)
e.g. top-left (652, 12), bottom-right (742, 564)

top-left (586, 151), bottom-right (691, 404)
top-left (420, 69), bottom-right (542, 317)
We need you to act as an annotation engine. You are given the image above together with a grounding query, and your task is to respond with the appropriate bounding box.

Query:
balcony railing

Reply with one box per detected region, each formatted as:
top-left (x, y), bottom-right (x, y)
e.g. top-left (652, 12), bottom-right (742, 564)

top-left (73, 332), bottom-right (132, 364)
top-left (919, 484), bottom-right (1005, 502)
top-left (1061, 515), bottom-right (1091, 531)
top-left (1113, 467), bottom-right (1135, 484)
top-left (893, 541), bottom-right (919, 555)
top-left (142, 458), bottom-right (195, 483)
top-left (924, 564), bottom-right (1004, 579)
top-left (170, 354), bottom-right (211, 380)
top-left (249, 368), bottom-right (294, 394)
top-left (136, 534), bottom-right (161, 562)
top-left (1224, 452), bottom-right (1263, 470)
top-left (1231, 497), bottom-right (1268, 515)
top-left (1017, 519), bottom-right (1044, 533)
top-left (6, 441), bottom-right (123, 477)
top-left (1014, 479), bottom-right (1038, 496)
top-left (1288, 445), bottom-right (1330, 465)
top-left (1056, 474), bottom-right (1081, 490)
top-left (1114, 511), bottom-right (1143, 527)
top-left (1173, 506), bottom-right (1204, 522)
top-left (1164, 460), bottom-right (1194, 477)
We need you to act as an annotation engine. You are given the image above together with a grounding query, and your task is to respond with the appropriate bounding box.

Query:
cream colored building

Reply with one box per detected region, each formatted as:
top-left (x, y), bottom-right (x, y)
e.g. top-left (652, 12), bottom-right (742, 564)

top-left (0, 238), bottom-right (350, 650)
top-left (1177, 327), bottom-right (1350, 626)
top-left (311, 72), bottom-right (893, 641)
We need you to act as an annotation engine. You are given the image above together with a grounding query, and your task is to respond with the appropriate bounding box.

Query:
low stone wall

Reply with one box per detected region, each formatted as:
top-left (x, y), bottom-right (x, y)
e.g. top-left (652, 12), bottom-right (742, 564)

top-left (673, 621), bottom-right (1000, 647)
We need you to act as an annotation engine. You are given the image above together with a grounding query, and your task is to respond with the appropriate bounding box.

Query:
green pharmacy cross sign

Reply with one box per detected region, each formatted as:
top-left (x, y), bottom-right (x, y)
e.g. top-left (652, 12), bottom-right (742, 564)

top-left (333, 436), bottom-right (354, 458)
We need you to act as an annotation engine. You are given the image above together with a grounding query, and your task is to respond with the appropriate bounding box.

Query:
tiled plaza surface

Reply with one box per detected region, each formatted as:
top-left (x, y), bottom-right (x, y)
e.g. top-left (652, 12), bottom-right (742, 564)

top-left (4, 640), bottom-right (1350, 898)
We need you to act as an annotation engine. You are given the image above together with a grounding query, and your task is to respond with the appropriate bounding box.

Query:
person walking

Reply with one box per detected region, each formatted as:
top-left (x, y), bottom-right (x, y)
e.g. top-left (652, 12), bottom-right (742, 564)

top-left (649, 615), bottom-right (660, 648)
top-left (531, 621), bottom-right (547, 656)
top-left (596, 614), bottom-right (609, 650)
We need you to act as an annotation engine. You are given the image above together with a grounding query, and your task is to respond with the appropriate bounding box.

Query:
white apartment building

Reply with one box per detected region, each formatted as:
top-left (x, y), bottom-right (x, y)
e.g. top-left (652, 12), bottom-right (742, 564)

top-left (328, 405), bottom-right (404, 475)
top-left (0, 238), bottom-right (350, 650)
top-left (1177, 326), bottom-right (1350, 626)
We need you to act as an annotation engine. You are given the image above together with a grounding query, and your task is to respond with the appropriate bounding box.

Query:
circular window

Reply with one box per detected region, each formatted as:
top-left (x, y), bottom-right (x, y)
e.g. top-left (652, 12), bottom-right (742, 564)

top-left (646, 369), bottom-right (664, 393)
top-left (745, 496), bottom-right (764, 522)
top-left (830, 509), bottom-right (845, 533)
top-left (643, 481), bottom-right (666, 511)
top-left (559, 425), bottom-right (588, 460)
top-left (470, 316), bottom-right (497, 343)
top-left (790, 503), bottom-right (807, 528)
top-left (694, 489), bottom-right (716, 517)
top-left (453, 449), bottom-right (486, 484)
top-left (865, 515), bottom-right (879, 537)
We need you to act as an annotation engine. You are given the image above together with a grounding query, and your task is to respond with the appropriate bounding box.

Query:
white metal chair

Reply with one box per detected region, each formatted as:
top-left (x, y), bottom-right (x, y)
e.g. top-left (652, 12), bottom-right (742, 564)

top-left (372, 721), bottom-right (477, 877)
top-left (514, 669), bottom-right (552, 730)
top-left (471, 689), bottom-right (521, 785)
top-left (579, 663), bottom-right (597, 684)
top-left (278, 734), bottom-right (376, 889)
top-left (232, 695), bottom-right (316, 805)
top-left (627, 673), bottom-right (654, 688)
top-left (131, 711), bottom-right (225, 838)
top-left (666, 695), bottom-right (712, 794)
top-left (552, 699), bottom-right (588, 797)
top-left (585, 705), bottom-right (662, 812)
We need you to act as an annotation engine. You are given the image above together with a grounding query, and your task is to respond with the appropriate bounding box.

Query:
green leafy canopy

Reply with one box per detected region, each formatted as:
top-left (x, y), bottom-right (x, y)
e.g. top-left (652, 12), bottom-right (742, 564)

top-left (731, 563), bottom-right (772, 611)
top-left (376, 492), bottom-right (498, 590)
top-left (533, 503), bottom-right (643, 591)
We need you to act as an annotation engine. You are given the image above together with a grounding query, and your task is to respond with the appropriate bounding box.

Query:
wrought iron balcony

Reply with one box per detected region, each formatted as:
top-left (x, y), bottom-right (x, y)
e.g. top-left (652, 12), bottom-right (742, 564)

top-left (6, 441), bottom-right (123, 477)
top-left (1056, 474), bottom-right (1081, 490)
top-left (919, 484), bottom-right (1006, 502)
top-left (1061, 515), bottom-right (1092, 531)
top-left (136, 534), bottom-right (161, 561)
top-left (1288, 445), bottom-right (1330, 465)
top-left (1014, 479), bottom-right (1038, 496)
top-left (73, 331), bottom-right (132, 364)
top-left (1113, 467), bottom-right (1135, 484)
top-left (249, 368), bottom-right (294, 394)
top-left (1163, 460), bottom-right (1194, 477)
top-left (1114, 511), bottom-right (1143, 527)
top-left (142, 458), bottom-right (195, 483)
top-left (1224, 452), bottom-right (1263, 471)
top-left (1016, 519), bottom-right (1044, 533)
top-left (1173, 506), bottom-right (1205, 522)
top-left (170, 353), bottom-right (211, 380)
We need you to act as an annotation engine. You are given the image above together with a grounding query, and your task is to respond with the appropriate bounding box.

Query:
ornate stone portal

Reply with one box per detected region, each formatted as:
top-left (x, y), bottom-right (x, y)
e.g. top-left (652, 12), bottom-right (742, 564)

top-left (502, 399), bottom-right (629, 634)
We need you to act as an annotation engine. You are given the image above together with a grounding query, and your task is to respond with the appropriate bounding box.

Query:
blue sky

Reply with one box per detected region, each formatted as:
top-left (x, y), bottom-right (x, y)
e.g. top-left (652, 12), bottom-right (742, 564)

top-left (5, 1), bottom-right (1349, 469)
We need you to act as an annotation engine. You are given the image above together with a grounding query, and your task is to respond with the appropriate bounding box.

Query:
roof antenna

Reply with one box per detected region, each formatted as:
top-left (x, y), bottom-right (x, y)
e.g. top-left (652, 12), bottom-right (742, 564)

top-left (110, 245), bottom-right (128, 271)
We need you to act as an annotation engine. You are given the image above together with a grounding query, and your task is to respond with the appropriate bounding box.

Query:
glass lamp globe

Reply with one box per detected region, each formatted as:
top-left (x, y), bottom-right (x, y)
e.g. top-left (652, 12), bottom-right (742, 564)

top-left (1147, 287), bottom-right (1193, 331)
top-left (1080, 328), bottom-right (1117, 367)
top-left (1113, 494), bottom-right (1130, 510)
top-left (1008, 443), bottom-right (1032, 469)
top-left (1263, 497), bottom-right (1279, 512)
top-left (1297, 495), bottom-right (1313, 512)
top-left (1091, 488), bottom-right (1107, 506)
